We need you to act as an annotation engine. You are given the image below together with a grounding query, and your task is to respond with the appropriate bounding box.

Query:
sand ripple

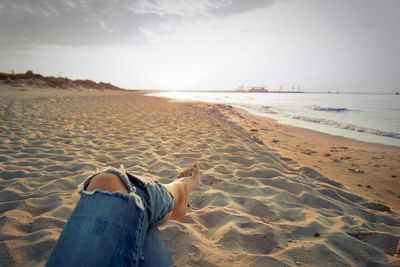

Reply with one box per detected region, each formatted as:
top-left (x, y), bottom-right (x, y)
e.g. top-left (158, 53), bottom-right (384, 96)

top-left (0, 87), bottom-right (399, 266)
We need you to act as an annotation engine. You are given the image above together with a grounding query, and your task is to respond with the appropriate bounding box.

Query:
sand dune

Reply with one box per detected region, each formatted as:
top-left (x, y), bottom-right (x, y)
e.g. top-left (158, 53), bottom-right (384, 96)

top-left (0, 85), bottom-right (399, 266)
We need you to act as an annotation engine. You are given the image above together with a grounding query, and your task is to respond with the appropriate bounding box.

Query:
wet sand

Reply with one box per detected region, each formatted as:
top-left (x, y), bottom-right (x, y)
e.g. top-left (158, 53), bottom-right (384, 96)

top-left (0, 85), bottom-right (399, 266)
top-left (214, 104), bottom-right (400, 214)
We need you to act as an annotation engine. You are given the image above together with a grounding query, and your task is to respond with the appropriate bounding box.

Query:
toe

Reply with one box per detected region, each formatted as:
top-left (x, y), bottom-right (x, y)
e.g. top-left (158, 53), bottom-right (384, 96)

top-left (192, 164), bottom-right (200, 176)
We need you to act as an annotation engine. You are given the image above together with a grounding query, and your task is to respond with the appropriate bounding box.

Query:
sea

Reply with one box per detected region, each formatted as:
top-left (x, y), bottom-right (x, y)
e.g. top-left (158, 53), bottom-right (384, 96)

top-left (147, 92), bottom-right (400, 147)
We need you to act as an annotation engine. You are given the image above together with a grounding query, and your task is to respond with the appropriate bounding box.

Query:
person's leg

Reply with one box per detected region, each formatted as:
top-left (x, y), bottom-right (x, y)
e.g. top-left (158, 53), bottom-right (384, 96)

top-left (47, 165), bottom-right (200, 267)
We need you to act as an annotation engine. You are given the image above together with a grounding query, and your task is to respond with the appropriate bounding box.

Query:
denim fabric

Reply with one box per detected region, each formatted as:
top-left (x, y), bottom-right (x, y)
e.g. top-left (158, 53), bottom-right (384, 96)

top-left (46, 168), bottom-right (175, 267)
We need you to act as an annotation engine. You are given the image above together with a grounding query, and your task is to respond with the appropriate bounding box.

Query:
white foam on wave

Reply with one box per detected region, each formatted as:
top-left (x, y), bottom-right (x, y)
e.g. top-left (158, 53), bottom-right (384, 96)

top-left (311, 105), bottom-right (355, 112)
top-left (232, 102), bottom-right (400, 147)
top-left (290, 115), bottom-right (400, 140)
top-left (229, 101), bottom-right (400, 140)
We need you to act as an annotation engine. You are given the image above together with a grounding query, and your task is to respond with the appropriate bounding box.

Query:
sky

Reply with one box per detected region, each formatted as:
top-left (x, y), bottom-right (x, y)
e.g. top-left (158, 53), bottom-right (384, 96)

top-left (0, 0), bottom-right (399, 92)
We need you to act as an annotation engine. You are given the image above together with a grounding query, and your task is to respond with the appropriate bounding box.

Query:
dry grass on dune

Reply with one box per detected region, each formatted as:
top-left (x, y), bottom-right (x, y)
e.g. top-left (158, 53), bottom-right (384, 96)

top-left (0, 71), bottom-right (125, 91)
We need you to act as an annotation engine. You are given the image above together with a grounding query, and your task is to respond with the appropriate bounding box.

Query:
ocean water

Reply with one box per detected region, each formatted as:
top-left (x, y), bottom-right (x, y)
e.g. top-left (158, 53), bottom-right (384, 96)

top-left (148, 92), bottom-right (400, 147)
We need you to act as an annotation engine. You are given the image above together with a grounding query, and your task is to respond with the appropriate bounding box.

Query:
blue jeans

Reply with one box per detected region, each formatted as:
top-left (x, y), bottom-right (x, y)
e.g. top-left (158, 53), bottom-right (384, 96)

top-left (46, 168), bottom-right (175, 267)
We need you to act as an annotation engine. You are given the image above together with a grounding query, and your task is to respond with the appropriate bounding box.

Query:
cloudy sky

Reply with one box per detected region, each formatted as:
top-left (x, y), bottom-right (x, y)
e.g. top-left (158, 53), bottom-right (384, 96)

top-left (1, 0), bottom-right (399, 92)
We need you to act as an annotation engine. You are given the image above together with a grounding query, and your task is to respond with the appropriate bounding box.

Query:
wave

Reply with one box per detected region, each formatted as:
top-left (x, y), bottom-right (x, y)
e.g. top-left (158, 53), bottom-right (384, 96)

top-left (233, 103), bottom-right (400, 140)
top-left (291, 115), bottom-right (400, 140)
top-left (237, 103), bottom-right (277, 114)
top-left (311, 106), bottom-right (353, 112)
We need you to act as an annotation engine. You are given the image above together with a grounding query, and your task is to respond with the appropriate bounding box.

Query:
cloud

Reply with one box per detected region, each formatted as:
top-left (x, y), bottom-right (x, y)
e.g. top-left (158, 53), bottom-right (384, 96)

top-left (0, 0), bottom-right (161, 47)
top-left (0, 0), bottom-right (278, 47)
top-left (208, 0), bottom-right (276, 17)
top-left (133, 0), bottom-right (276, 17)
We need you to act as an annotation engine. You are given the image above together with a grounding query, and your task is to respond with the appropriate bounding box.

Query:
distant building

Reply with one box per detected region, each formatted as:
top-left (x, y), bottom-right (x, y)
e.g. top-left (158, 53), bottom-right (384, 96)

top-left (248, 86), bottom-right (268, 93)
top-left (236, 84), bottom-right (269, 92)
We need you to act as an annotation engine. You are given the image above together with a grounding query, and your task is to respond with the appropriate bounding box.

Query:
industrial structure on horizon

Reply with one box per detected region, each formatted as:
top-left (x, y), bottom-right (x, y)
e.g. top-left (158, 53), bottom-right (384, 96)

top-left (235, 84), bottom-right (304, 93)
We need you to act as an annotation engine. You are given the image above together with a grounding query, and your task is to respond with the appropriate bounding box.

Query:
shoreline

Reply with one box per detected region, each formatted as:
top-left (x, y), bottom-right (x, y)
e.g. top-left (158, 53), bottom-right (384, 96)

top-left (150, 93), bottom-right (400, 212)
top-left (211, 103), bottom-right (400, 213)
top-left (146, 91), bottom-right (400, 148)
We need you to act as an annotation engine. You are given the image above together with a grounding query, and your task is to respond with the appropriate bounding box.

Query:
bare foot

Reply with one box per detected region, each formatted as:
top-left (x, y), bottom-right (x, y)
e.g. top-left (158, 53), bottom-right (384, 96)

top-left (152, 164), bottom-right (201, 226)
top-left (168, 164), bottom-right (200, 221)
top-left (177, 164), bottom-right (200, 190)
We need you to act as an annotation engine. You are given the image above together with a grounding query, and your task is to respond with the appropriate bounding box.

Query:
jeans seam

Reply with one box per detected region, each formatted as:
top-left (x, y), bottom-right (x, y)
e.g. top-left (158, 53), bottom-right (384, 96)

top-left (135, 210), bottom-right (147, 266)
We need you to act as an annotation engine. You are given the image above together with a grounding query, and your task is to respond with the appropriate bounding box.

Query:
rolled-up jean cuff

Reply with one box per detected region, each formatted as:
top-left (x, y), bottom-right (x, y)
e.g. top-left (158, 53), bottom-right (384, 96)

top-left (147, 181), bottom-right (175, 226)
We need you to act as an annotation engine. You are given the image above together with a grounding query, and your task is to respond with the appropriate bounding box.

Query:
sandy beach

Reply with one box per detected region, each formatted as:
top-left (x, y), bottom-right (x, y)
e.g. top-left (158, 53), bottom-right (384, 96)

top-left (1, 85), bottom-right (399, 266)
